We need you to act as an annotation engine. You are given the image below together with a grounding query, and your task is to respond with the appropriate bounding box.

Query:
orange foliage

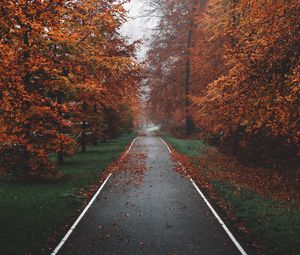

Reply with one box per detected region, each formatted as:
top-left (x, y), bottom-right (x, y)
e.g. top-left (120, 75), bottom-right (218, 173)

top-left (0, 0), bottom-right (141, 177)
top-left (146, 0), bottom-right (299, 156)
top-left (146, 0), bottom-right (195, 127)
top-left (191, 0), bottom-right (300, 155)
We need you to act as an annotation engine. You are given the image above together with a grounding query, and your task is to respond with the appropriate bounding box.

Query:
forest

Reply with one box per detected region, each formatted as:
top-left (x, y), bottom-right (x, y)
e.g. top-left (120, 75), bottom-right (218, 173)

top-left (0, 0), bottom-right (142, 178)
top-left (145, 2), bottom-right (300, 252)
top-left (0, 0), bottom-right (299, 254)
top-left (146, 0), bottom-right (300, 165)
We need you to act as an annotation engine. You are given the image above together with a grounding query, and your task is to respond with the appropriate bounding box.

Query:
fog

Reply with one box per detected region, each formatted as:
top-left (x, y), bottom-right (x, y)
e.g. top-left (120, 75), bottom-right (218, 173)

top-left (120, 0), bottom-right (159, 60)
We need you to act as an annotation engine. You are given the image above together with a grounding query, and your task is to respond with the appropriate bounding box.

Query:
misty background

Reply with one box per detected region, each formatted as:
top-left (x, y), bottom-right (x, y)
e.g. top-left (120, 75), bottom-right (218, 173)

top-left (120, 0), bottom-right (159, 60)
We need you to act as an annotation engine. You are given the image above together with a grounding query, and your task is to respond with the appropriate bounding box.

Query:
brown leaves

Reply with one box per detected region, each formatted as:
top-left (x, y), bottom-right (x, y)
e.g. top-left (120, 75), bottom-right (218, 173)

top-left (113, 143), bottom-right (148, 188)
top-left (0, 0), bottom-right (142, 177)
top-left (197, 146), bottom-right (300, 204)
top-left (146, 0), bottom-right (299, 157)
top-left (190, 0), bottom-right (300, 154)
top-left (169, 144), bottom-right (215, 196)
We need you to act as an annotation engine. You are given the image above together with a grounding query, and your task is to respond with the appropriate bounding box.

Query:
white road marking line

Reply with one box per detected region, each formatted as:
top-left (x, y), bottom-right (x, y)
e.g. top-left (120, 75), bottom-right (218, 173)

top-left (190, 179), bottom-right (248, 255)
top-left (158, 137), bottom-right (172, 153)
top-left (121, 136), bottom-right (139, 160)
top-left (50, 173), bottom-right (112, 255)
top-left (158, 137), bottom-right (248, 255)
top-left (51, 136), bottom-right (139, 255)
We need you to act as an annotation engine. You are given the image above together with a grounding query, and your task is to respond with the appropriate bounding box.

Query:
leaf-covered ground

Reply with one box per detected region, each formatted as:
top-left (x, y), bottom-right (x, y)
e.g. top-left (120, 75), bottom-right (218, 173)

top-left (0, 133), bottom-right (135, 255)
top-left (161, 134), bottom-right (300, 255)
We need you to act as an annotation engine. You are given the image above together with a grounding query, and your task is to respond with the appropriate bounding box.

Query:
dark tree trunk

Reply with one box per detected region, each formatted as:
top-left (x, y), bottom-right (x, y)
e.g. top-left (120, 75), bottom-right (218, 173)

top-left (57, 92), bottom-right (64, 163)
top-left (92, 104), bottom-right (98, 146)
top-left (21, 25), bottom-right (32, 171)
top-left (81, 101), bottom-right (88, 152)
top-left (57, 152), bottom-right (64, 164)
top-left (81, 131), bottom-right (86, 153)
top-left (184, 21), bottom-right (194, 136)
top-left (92, 135), bottom-right (98, 146)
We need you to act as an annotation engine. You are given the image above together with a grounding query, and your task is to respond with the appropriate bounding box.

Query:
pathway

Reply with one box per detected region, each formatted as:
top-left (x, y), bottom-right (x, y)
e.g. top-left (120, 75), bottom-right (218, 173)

top-left (54, 132), bottom-right (248, 255)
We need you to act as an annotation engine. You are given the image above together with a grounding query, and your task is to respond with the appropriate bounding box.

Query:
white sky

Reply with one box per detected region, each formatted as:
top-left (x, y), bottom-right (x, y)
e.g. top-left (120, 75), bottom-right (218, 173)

top-left (120, 0), bottom-right (158, 60)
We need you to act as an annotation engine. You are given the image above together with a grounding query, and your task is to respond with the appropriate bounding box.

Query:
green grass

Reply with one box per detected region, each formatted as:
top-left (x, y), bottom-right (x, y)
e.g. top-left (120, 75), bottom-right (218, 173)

top-left (213, 181), bottom-right (300, 255)
top-left (161, 134), bottom-right (300, 255)
top-left (161, 135), bottom-right (205, 157)
top-left (0, 133), bottom-right (135, 255)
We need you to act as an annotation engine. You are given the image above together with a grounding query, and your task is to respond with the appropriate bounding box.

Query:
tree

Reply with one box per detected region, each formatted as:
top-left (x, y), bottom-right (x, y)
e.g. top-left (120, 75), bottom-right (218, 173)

top-left (0, 0), bottom-right (142, 177)
top-left (0, 0), bottom-right (77, 177)
top-left (146, 0), bottom-right (300, 159)
top-left (192, 0), bottom-right (300, 157)
top-left (145, 0), bottom-right (197, 135)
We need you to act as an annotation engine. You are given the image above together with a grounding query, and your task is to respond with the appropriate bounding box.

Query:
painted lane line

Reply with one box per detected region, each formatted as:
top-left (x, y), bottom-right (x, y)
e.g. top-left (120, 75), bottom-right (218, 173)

top-left (158, 136), bottom-right (247, 255)
top-left (190, 179), bottom-right (248, 255)
top-left (158, 137), bottom-right (172, 153)
top-left (51, 136), bottom-right (139, 255)
top-left (50, 173), bottom-right (112, 255)
top-left (121, 136), bottom-right (139, 160)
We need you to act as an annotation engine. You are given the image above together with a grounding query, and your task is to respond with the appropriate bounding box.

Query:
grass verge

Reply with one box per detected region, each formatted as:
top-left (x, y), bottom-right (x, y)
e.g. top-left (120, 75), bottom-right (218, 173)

top-left (161, 134), bottom-right (300, 255)
top-left (0, 132), bottom-right (135, 255)
top-left (161, 135), bottom-right (205, 157)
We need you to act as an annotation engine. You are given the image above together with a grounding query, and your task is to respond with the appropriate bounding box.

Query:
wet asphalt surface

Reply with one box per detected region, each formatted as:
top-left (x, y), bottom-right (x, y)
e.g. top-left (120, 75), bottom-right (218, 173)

top-left (58, 133), bottom-right (242, 255)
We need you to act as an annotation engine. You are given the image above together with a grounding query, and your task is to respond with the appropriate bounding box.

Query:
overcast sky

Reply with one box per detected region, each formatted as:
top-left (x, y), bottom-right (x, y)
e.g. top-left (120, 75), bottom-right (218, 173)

top-left (120, 0), bottom-right (158, 60)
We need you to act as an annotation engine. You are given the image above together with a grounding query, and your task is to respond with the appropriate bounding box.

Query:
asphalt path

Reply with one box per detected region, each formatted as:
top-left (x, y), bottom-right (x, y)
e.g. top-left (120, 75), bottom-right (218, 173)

top-left (56, 132), bottom-right (247, 255)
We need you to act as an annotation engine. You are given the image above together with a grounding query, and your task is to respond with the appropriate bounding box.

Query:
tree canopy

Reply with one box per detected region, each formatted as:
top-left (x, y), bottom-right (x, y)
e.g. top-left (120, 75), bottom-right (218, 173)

top-left (146, 0), bottom-right (300, 159)
top-left (0, 0), bottom-right (142, 177)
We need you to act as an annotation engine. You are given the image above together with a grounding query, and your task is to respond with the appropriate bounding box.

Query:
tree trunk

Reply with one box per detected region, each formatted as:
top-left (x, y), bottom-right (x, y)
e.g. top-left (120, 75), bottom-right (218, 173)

top-left (57, 152), bottom-right (64, 164)
top-left (57, 92), bottom-right (64, 163)
top-left (81, 131), bottom-right (86, 153)
top-left (21, 25), bottom-right (32, 172)
top-left (92, 135), bottom-right (98, 146)
top-left (184, 21), bottom-right (194, 136)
